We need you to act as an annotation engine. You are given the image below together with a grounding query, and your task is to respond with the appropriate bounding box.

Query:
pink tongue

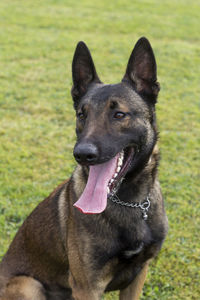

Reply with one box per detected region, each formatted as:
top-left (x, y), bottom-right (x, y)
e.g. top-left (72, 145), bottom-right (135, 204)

top-left (74, 154), bottom-right (119, 214)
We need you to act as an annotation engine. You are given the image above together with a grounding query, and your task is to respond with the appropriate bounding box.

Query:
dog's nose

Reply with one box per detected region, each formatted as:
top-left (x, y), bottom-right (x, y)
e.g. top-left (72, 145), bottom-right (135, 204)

top-left (73, 143), bottom-right (99, 164)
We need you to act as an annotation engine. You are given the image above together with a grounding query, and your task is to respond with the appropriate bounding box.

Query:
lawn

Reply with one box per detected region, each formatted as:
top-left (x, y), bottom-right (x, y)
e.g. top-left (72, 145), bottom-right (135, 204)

top-left (0, 0), bottom-right (199, 299)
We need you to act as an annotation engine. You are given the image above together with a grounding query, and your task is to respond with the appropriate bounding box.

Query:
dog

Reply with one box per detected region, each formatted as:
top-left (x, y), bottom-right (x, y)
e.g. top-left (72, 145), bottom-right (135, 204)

top-left (0, 37), bottom-right (168, 300)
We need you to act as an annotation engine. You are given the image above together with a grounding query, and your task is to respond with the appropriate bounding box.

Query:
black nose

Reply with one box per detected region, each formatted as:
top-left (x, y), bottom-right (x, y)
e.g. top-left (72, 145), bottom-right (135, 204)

top-left (73, 143), bottom-right (99, 164)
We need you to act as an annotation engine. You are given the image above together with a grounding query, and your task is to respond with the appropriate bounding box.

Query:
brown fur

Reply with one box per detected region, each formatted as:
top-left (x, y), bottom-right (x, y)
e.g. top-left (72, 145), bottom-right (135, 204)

top-left (0, 277), bottom-right (46, 300)
top-left (119, 262), bottom-right (149, 300)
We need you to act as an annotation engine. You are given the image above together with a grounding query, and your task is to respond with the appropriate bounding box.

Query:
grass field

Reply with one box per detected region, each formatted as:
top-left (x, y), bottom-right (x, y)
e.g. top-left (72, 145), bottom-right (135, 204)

top-left (0, 0), bottom-right (199, 299)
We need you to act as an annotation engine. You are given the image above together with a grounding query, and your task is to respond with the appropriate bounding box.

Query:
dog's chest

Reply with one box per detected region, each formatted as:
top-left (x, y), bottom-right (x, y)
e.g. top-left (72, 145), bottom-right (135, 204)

top-left (121, 241), bottom-right (144, 259)
top-left (104, 237), bottom-right (159, 292)
top-left (91, 218), bottom-right (151, 267)
top-left (88, 217), bottom-right (155, 289)
top-left (103, 240), bottom-right (147, 292)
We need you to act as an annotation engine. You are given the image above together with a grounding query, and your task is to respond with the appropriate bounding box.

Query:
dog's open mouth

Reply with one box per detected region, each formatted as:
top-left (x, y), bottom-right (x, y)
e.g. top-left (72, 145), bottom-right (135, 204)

top-left (107, 147), bottom-right (134, 196)
top-left (74, 147), bottom-right (135, 214)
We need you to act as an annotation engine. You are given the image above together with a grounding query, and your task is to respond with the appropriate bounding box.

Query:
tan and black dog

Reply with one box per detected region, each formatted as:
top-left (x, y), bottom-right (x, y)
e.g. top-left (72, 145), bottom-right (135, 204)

top-left (0, 37), bottom-right (168, 300)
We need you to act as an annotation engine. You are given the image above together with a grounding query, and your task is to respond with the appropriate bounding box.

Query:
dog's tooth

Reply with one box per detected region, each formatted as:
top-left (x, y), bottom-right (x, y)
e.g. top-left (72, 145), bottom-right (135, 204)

top-left (114, 172), bottom-right (118, 178)
top-left (120, 151), bottom-right (124, 160)
top-left (118, 158), bottom-right (123, 166)
top-left (107, 187), bottom-right (110, 194)
top-left (110, 179), bottom-right (114, 184)
top-left (117, 166), bottom-right (121, 173)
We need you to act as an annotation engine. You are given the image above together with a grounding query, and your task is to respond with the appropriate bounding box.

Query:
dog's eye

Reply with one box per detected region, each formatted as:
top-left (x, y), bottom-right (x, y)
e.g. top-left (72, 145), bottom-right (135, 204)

top-left (114, 112), bottom-right (126, 119)
top-left (77, 112), bottom-right (85, 121)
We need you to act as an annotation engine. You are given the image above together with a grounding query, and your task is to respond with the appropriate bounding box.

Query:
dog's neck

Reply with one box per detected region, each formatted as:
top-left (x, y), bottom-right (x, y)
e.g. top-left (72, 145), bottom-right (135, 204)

top-left (117, 149), bottom-right (158, 204)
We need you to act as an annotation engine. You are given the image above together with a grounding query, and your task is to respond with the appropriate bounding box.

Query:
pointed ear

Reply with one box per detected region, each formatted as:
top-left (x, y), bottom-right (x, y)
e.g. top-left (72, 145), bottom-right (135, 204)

top-left (71, 41), bottom-right (101, 106)
top-left (122, 37), bottom-right (160, 103)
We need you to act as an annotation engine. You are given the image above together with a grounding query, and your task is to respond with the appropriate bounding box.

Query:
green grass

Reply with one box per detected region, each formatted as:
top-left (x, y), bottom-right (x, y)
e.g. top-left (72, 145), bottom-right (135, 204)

top-left (0, 0), bottom-right (199, 299)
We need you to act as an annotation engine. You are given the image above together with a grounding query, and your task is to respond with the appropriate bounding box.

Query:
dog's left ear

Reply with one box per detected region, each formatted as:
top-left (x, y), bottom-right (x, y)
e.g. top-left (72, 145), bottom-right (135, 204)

top-left (71, 41), bottom-right (101, 106)
top-left (122, 37), bottom-right (160, 103)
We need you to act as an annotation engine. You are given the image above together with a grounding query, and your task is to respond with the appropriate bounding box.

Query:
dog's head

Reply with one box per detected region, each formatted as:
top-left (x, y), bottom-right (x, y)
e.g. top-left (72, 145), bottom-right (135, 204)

top-left (71, 38), bottom-right (160, 213)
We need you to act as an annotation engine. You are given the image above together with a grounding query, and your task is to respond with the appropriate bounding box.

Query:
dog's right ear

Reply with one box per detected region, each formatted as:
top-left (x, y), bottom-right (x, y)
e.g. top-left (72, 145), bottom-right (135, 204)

top-left (71, 42), bottom-right (101, 107)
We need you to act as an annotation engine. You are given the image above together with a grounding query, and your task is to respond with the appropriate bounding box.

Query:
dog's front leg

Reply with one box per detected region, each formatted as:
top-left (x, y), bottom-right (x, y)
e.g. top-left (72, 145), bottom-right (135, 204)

top-left (69, 271), bottom-right (101, 300)
top-left (68, 228), bottom-right (102, 300)
top-left (119, 263), bottom-right (149, 300)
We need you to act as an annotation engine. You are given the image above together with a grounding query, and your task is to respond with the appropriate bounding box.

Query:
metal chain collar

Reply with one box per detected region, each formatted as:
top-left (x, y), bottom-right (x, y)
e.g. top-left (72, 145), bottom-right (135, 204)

top-left (107, 177), bottom-right (151, 220)
top-left (108, 191), bottom-right (151, 220)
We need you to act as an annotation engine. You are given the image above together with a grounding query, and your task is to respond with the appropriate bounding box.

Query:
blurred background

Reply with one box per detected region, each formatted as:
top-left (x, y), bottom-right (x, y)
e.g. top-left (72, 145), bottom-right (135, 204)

top-left (0, 1), bottom-right (199, 299)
